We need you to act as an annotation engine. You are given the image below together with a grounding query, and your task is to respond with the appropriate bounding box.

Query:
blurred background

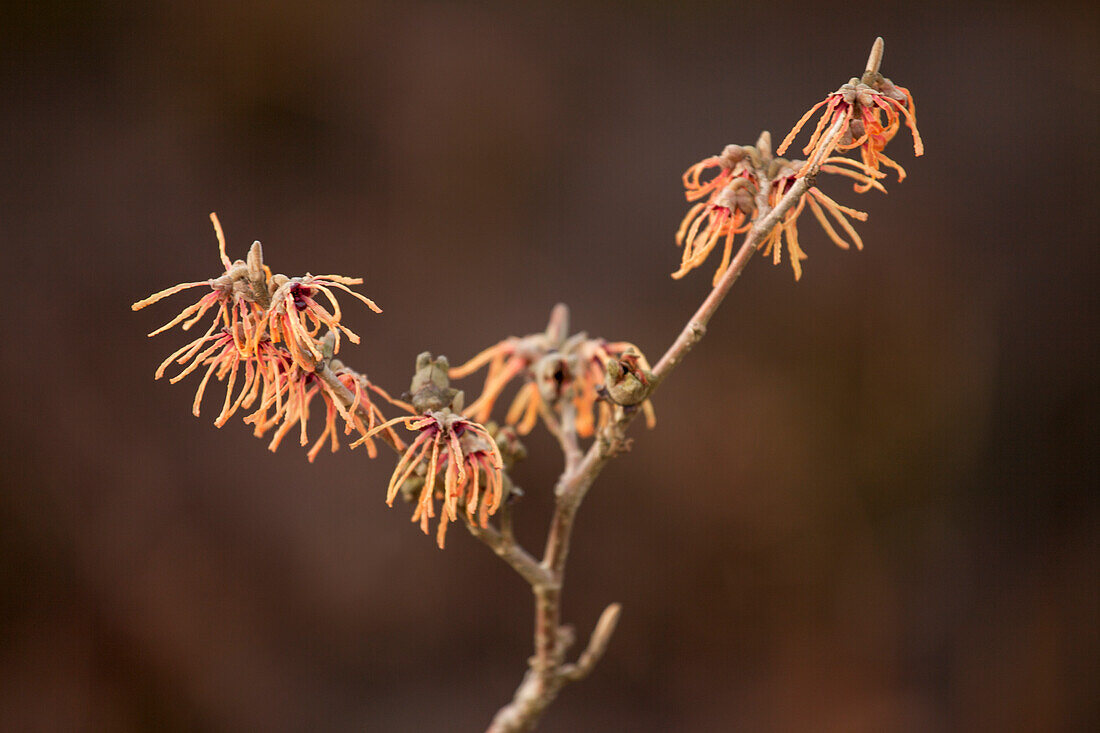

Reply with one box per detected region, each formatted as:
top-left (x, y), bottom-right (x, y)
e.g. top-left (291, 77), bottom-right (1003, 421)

top-left (1, 1), bottom-right (1097, 730)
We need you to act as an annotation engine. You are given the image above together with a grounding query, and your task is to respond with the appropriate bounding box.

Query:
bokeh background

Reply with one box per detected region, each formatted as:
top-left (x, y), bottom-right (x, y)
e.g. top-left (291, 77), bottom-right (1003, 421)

top-left (1, 1), bottom-right (1097, 730)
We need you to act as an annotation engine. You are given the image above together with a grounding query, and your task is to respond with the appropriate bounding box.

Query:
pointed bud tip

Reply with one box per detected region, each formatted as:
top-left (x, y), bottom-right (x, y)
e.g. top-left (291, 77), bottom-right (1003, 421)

top-left (866, 37), bottom-right (885, 74)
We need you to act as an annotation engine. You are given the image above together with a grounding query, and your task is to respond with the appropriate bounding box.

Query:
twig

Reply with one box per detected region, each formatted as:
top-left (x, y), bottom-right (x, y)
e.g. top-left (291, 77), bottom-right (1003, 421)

top-left (559, 603), bottom-right (622, 682)
top-left (464, 517), bottom-right (555, 589)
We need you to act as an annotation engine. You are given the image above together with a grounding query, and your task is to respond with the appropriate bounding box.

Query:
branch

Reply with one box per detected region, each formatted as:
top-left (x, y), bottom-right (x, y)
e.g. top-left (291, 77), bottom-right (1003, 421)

top-left (488, 119), bottom-right (850, 733)
top-left (464, 516), bottom-right (556, 589)
top-left (538, 400), bottom-right (583, 477)
top-left (559, 603), bottom-right (622, 682)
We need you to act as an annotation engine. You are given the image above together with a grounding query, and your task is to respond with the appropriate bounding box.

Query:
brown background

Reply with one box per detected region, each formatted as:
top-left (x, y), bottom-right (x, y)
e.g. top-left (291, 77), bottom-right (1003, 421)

top-left (1, 1), bottom-right (1097, 731)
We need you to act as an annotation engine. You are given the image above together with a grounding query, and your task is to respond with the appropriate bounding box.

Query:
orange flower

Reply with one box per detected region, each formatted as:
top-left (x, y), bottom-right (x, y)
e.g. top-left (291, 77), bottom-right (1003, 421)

top-left (356, 410), bottom-right (504, 548)
top-left (681, 144), bottom-right (747, 203)
top-left (450, 322), bottom-right (655, 438)
top-left (154, 327), bottom-right (259, 427)
top-left (777, 75), bottom-right (922, 182)
top-left (131, 213), bottom-right (263, 352)
top-left (758, 160), bottom-right (871, 281)
top-left (135, 213), bottom-right (396, 458)
top-left (675, 177), bottom-right (755, 285)
top-left (251, 274), bottom-right (382, 371)
top-left (449, 333), bottom-right (550, 425)
top-left (245, 360), bottom-right (405, 461)
top-left (675, 133), bottom-right (893, 282)
top-left (676, 146), bottom-right (757, 285)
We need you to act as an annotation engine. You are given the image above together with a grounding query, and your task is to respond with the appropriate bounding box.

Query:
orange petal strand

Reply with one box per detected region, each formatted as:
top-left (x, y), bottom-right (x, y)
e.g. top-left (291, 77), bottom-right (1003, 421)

top-left (132, 281), bottom-right (211, 311)
top-left (777, 98), bottom-right (829, 156)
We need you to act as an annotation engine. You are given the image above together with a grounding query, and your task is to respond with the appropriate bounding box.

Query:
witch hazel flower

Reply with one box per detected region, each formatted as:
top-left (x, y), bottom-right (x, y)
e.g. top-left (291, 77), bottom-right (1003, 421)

top-left (153, 326), bottom-right (262, 427)
top-left (448, 303), bottom-right (572, 424)
top-left (365, 409), bottom-right (504, 549)
top-left (150, 320), bottom-right (355, 462)
top-left (449, 333), bottom-right (552, 425)
top-left (134, 212), bottom-right (383, 372)
top-left (675, 133), bottom-right (879, 281)
top-left (676, 144), bottom-right (756, 284)
top-left (759, 158), bottom-right (871, 280)
top-left (133, 213), bottom-right (395, 457)
top-left (131, 213), bottom-right (268, 350)
top-left (241, 357), bottom-right (405, 461)
top-left (357, 353), bottom-right (505, 548)
top-left (251, 273), bottom-right (381, 371)
top-left (450, 305), bottom-right (656, 438)
top-left (776, 37), bottom-right (922, 181)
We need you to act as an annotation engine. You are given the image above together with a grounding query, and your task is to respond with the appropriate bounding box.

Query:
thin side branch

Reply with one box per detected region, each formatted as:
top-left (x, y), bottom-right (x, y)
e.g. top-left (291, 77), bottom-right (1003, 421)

top-left (464, 516), bottom-right (556, 589)
top-left (560, 603), bottom-right (622, 682)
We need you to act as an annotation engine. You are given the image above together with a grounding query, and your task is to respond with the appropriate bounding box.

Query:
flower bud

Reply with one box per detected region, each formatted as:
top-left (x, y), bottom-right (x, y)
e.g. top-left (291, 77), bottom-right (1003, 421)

top-left (409, 352), bottom-right (461, 412)
top-left (603, 350), bottom-right (653, 407)
top-left (544, 303), bottom-right (570, 349)
top-left (718, 144), bottom-right (746, 168)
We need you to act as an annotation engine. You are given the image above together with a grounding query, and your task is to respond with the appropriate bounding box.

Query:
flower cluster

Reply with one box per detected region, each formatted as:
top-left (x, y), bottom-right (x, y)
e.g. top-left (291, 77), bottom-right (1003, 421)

top-left (675, 38), bottom-right (921, 281)
top-left (449, 305), bottom-right (656, 438)
top-left (674, 144), bottom-right (756, 285)
top-left (358, 408), bottom-right (504, 548)
top-left (777, 72), bottom-right (922, 182)
top-left (675, 136), bottom-right (873, 281)
top-left (340, 352), bottom-right (509, 548)
top-left (132, 213), bottom-right (401, 460)
top-left (757, 156), bottom-right (873, 281)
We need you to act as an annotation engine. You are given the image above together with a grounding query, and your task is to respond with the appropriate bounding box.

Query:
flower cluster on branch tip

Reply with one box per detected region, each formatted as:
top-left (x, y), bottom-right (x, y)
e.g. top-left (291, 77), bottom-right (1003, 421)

top-left (449, 304), bottom-right (656, 437)
top-left (675, 38), bottom-right (922, 281)
top-left (776, 43), bottom-right (923, 181)
top-left (131, 214), bottom-right (405, 461)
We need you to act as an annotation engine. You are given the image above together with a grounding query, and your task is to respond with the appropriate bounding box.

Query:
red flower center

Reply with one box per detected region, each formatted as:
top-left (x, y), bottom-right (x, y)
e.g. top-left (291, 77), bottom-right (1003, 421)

top-left (290, 283), bottom-right (314, 310)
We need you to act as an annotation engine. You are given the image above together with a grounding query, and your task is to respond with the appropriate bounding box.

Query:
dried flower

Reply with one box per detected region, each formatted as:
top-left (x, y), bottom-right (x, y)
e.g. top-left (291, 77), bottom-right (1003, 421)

top-left (602, 348), bottom-right (653, 408)
top-left (572, 339), bottom-right (655, 435)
